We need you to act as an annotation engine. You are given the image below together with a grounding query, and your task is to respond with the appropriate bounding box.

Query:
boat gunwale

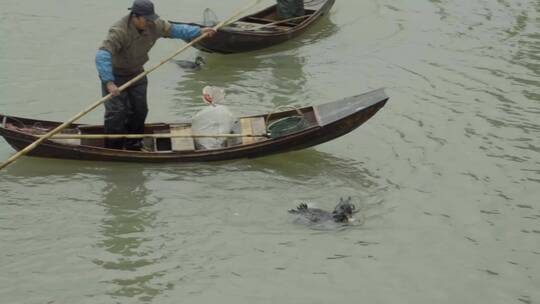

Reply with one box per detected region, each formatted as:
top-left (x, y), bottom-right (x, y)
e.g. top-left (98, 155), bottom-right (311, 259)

top-left (0, 88), bottom-right (388, 161)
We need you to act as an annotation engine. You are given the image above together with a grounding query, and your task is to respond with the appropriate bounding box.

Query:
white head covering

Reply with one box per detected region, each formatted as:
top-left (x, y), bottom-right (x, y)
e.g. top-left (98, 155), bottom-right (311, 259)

top-left (202, 86), bottom-right (225, 105)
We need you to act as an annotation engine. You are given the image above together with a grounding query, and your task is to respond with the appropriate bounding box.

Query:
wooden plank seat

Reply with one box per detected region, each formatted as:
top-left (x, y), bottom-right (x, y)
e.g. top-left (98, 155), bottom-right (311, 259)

top-left (244, 16), bottom-right (276, 23)
top-left (244, 16), bottom-right (298, 27)
top-left (153, 124), bottom-right (195, 152)
top-left (169, 125), bottom-right (195, 151)
top-left (239, 117), bottom-right (266, 145)
top-left (231, 21), bottom-right (288, 31)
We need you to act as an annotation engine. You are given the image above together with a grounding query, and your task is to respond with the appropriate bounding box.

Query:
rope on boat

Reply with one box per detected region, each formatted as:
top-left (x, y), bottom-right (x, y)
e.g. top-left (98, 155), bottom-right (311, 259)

top-left (31, 122), bottom-right (47, 132)
top-left (5, 117), bottom-right (27, 130)
top-left (3, 116), bottom-right (72, 135)
top-left (304, 0), bottom-right (327, 7)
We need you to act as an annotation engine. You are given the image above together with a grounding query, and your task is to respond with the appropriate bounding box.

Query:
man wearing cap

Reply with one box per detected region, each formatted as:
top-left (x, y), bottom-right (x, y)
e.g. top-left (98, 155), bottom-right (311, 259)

top-left (95, 0), bottom-right (216, 150)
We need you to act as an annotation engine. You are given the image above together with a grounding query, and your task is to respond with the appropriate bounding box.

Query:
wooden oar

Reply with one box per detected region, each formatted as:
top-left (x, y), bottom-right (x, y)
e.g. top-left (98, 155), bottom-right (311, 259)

top-left (250, 15), bottom-right (309, 30)
top-left (47, 133), bottom-right (267, 139)
top-left (0, 0), bottom-right (262, 171)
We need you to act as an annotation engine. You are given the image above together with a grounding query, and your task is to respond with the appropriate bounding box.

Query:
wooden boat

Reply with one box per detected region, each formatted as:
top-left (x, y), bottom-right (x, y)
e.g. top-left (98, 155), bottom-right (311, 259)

top-left (0, 89), bottom-right (388, 163)
top-left (171, 0), bottom-right (335, 54)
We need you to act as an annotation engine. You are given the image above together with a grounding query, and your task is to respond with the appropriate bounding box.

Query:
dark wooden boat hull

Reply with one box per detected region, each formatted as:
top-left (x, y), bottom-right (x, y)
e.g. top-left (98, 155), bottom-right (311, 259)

top-left (0, 89), bottom-right (388, 163)
top-left (171, 0), bottom-right (335, 54)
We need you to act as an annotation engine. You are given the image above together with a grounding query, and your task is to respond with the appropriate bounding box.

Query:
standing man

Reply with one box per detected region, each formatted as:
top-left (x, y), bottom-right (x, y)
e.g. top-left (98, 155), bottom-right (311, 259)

top-left (276, 0), bottom-right (304, 20)
top-left (95, 0), bottom-right (216, 150)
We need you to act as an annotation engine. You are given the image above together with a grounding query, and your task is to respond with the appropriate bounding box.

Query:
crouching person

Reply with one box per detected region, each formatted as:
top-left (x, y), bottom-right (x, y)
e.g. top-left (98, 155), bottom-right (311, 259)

top-left (276, 0), bottom-right (305, 20)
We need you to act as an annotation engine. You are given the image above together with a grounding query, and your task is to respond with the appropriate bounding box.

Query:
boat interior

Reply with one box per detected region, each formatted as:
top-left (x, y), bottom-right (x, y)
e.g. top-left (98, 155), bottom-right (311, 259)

top-left (1, 107), bottom-right (319, 153)
top-left (229, 6), bottom-right (317, 31)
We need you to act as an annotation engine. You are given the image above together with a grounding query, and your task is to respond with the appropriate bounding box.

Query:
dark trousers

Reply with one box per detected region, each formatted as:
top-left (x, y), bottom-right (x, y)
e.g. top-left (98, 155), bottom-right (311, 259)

top-left (101, 74), bottom-right (148, 150)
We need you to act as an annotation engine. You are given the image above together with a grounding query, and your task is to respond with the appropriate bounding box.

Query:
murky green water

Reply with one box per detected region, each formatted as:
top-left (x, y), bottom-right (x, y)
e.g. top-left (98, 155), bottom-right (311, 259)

top-left (1, 0), bottom-right (539, 303)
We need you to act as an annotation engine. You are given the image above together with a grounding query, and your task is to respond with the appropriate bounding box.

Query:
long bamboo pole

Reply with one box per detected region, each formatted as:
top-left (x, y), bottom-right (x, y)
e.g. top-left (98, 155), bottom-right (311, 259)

top-left (47, 133), bottom-right (267, 139)
top-left (250, 15), bottom-right (309, 30)
top-left (0, 0), bottom-right (262, 171)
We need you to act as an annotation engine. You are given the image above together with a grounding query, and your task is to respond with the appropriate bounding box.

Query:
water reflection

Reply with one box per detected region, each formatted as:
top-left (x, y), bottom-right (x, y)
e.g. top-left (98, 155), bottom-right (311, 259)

top-left (155, 148), bottom-right (379, 189)
top-left (295, 17), bottom-right (339, 46)
top-left (172, 51), bottom-right (307, 117)
top-left (247, 149), bottom-right (380, 189)
top-left (169, 18), bottom-right (338, 118)
top-left (0, 157), bottom-right (114, 191)
top-left (150, 148), bottom-right (391, 233)
top-left (94, 167), bottom-right (164, 302)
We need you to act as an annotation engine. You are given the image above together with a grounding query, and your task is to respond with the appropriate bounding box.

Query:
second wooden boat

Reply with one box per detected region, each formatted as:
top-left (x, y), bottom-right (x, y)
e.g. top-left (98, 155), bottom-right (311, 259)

top-left (171, 0), bottom-right (335, 54)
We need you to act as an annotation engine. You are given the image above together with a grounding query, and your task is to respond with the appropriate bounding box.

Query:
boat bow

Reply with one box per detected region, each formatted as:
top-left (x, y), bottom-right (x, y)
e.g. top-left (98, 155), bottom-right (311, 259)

top-left (314, 88), bottom-right (388, 126)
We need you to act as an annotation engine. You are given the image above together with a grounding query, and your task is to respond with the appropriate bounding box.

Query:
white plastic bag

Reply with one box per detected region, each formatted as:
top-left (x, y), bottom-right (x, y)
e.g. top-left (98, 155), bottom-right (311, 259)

top-left (191, 86), bottom-right (235, 149)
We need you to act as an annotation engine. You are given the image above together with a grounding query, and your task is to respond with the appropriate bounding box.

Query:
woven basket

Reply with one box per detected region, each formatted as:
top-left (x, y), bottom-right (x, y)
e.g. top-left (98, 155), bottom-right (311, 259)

top-left (266, 107), bottom-right (308, 138)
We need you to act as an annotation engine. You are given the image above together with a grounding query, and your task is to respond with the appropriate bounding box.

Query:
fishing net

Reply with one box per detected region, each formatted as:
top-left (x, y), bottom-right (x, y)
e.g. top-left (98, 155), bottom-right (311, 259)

top-left (202, 8), bottom-right (219, 26)
top-left (267, 116), bottom-right (308, 138)
top-left (266, 106), bottom-right (309, 138)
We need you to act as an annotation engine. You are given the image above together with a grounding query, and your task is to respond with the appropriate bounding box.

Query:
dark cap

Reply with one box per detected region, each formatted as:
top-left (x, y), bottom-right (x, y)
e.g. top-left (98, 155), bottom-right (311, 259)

top-left (129, 0), bottom-right (159, 22)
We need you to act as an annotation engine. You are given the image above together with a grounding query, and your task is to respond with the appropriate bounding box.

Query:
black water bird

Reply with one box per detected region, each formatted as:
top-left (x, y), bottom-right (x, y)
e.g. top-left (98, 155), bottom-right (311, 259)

top-left (288, 197), bottom-right (358, 224)
top-left (175, 56), bottom-right (206, 71)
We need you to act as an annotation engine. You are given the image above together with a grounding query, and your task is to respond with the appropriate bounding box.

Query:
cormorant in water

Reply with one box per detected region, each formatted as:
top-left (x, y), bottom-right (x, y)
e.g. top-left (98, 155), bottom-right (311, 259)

top-left (176, 56), bottom-right (206, 71)
top-left (288, 197), bottom-right (358, 224)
